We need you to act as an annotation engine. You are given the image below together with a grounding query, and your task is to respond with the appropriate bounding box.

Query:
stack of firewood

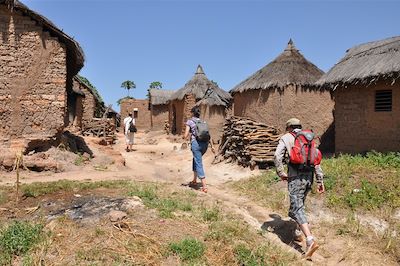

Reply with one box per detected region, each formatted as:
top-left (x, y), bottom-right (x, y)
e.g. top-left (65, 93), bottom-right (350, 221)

top-left (213, 116), bottom-right (282, 168)
top-left (83, 118), bottom-right (116, 144)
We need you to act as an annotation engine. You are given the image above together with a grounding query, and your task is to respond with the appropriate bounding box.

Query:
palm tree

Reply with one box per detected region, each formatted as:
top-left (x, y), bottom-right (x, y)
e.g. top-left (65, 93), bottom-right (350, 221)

top-left (149, 81), bottom-right (162, 90)
top-left (121, 80), bottom-right (136, 97)
top-left (147, 81), bottom-right (163, 98)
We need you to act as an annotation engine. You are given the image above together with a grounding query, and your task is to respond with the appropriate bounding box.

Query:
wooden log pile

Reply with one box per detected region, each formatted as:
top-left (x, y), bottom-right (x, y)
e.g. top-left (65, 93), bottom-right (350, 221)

top-left (213, 116), bottom-right (282, 168)
top-left (83, 118), bottom-right (116, 144)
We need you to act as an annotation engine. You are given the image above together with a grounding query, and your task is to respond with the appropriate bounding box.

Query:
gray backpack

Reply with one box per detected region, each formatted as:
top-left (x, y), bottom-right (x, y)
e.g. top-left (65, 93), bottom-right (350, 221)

top-left (192, 119), bottom-right (210, 142)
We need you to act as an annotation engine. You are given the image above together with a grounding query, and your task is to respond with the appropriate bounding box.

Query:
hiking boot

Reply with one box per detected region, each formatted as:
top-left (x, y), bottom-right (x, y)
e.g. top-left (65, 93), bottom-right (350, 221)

top-left (304, 241), bottom-right (319, 259)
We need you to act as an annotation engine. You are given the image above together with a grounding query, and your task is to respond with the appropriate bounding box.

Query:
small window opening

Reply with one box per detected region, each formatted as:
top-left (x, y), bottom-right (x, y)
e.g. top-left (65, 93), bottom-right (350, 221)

top-left (375, 90), bottom-right (392, 112)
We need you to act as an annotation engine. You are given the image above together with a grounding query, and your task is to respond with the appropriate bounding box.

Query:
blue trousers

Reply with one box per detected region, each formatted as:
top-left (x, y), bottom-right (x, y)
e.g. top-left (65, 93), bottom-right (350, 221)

top-left (191, 139), bottom-right (208, 178)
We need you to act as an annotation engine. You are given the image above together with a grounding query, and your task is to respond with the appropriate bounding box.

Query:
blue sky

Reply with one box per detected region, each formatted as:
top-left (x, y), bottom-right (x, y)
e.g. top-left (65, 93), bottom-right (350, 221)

top-left (24, 0), bottom-right (400, 111)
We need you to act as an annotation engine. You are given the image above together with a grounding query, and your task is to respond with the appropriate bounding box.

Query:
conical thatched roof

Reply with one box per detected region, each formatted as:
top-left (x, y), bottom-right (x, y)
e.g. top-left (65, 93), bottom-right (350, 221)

top-left (149, 89), bottom-right (176, 105)
top-left (316, 36), bottom-right (400, 88)
top-left (0, 0), bottom-right (84, 75)
top-left (231, 39), bottom-right (324, 94)
top-left (170, 65), bottom-right (232, 106)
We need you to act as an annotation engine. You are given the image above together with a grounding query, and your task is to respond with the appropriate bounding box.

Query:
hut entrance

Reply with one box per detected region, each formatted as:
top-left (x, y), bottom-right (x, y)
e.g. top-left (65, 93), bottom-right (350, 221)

top-left (172, 105), bottom-right (177, 134)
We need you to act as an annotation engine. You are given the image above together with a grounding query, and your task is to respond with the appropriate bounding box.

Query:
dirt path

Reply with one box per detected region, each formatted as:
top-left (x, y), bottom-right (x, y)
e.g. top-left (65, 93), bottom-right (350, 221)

top-left (1, 132), bottom-right (395, 265)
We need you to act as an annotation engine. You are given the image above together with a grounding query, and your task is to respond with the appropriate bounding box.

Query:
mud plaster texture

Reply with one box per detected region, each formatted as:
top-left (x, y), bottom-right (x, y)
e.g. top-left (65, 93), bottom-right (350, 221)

top-left (120, 99), bottom-right (151, 131)
top-left (233, 85), bottom-right (334, 151)
top-left (334, 80), bottom-right (400, 154)
top-left (169, 94), bottom-right (227, 141)
top-left (151, 104), bottom-right (169, 130)
top-left (0, 7), bottom-right (68, 152)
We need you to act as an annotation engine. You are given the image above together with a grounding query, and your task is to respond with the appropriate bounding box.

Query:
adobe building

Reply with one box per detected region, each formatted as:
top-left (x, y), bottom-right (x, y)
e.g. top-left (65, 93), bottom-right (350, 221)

top-left (0, 0), bottom-right (84, 152)
top-left (148, 89), bottom-right (175, 130)
top-left (230, 40), bottom-right (334, 151)
top-left (316, 36), bottom-right (400, 154)
top-left (169, 65), bottom-right (232, 140)
top-left (73, 76), bottom-right (105, 130)
top-left (120, 99), bottom-right (151, 131)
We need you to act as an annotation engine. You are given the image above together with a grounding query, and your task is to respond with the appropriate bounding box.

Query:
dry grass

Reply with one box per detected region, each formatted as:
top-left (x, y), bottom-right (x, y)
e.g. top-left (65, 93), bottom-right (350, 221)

top-left (0, 180), bottom-right (299, 265)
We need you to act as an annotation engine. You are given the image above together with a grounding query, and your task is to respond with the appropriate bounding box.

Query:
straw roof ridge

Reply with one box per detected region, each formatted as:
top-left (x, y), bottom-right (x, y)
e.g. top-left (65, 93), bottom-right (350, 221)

top-left (170, 65), bottom-right (232, 106)
top-left (230, 39), bottom-right (324, 94)
top-left (316, 36), bottom-right (400, 88)
top-left (149, 89), bottom-right (176, 105)
top-left (1, 0), bottom-right (84, 75)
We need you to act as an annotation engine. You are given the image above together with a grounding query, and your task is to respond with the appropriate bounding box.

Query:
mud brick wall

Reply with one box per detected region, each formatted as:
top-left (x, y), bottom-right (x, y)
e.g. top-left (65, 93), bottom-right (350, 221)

top-left (169, 94), bottom-right (227, 141)
top-left (80, 86), bottom-right (97, 129)
top-left (120, 99), bottom-right (151, 130)
top-left (199, 105), bottom-right (227, 142)
top-left (233, 85), bottom-right (334, 150)
top-left (169, 100), bottom-right (184, 134)
top-left (151, 104), bottom-right (169, 130)
top-left (0, 7), bottom-right (67, 149)
top-left (334, 80), bottom-right (400, 154)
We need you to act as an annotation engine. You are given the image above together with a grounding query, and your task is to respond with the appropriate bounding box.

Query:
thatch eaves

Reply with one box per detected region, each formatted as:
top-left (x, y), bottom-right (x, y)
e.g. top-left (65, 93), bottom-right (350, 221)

top-left (1, 0), bottom-right (84, 75)
top-left (74, 75), bottom-right (104, 104)
top-left (316, 36), bottom-right (400, 89)
top-left (231, 39), bottom-right (324, 94)
top-left (170, 65), bottom-right (232, 106)
top-left (149, 89), bottom-right (175, 105)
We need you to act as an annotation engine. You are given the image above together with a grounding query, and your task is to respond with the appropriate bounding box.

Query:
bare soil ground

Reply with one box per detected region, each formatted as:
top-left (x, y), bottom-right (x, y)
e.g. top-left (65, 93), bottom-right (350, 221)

top-left (0, 131), bottom-right (397, 265)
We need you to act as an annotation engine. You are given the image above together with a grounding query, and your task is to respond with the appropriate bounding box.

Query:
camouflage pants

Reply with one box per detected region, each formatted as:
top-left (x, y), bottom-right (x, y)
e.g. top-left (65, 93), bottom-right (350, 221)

top-left (288, 173), bottom-right (313, 225)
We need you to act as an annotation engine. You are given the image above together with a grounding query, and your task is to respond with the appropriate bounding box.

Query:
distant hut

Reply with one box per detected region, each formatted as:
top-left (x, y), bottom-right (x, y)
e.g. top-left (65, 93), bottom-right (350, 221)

top-left (0, 0), bottom-right (84, 152)
top-left (149, 89), bottom-right (175, 130)
top-left (169, 65), bottom-right (232, 140)
top-left (316, 36), bottom-right (400, 153)
top-left (120, 99), bottom-right (151, 131)
top-left (231, 40), bottom-right (334, 149)
top-left (74, 76), bottom-right (105, 130)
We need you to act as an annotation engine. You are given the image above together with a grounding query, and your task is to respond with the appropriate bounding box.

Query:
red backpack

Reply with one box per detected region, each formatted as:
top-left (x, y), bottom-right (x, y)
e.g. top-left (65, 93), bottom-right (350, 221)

top-left (289, 130), bottom-right (322, 166)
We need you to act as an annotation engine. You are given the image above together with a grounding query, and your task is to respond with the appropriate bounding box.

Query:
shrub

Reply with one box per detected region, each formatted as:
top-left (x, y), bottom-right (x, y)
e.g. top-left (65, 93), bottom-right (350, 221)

top-left (0, 221), bottom-right (45, 264)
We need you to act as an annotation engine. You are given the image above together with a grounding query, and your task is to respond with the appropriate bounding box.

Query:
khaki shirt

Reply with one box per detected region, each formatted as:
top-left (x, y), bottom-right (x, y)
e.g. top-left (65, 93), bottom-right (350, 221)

top-left (274, 130), bottom-right (324, 184)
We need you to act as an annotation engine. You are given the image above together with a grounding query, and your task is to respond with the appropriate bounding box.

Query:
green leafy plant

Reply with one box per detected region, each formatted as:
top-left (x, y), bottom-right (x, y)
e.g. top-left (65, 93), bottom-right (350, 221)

top-left (168, 237), bottom-right (205, 262)
top-left (0, 221), bottom-right (45, 263)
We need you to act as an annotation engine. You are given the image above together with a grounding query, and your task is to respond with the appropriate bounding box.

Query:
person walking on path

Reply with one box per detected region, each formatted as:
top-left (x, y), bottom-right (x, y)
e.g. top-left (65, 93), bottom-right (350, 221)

top-left (123, 113), bottom-right (135, 152)
top-left (274, 118), bottom-right (325, 259)
top-left (183, 106), bottom-right (215, 193)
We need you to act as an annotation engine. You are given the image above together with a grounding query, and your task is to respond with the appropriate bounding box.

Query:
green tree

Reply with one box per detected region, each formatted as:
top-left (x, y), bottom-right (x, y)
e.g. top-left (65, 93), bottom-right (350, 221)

top-left (121, 80), bottom-right (136, 97)
top-left (147, 81), bottom-right (163, 99)
top-left (149, 81), bottom-right (162, 90)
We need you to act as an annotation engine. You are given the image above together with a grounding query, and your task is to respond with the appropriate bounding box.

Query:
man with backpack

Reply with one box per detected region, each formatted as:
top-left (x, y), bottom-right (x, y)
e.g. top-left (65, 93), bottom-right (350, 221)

top-left (274, 118), bottom-right (325, 259)
top-left (183, 106), bottom-right (215, 193)
top-left (123, 112), bottom-right (136, 152)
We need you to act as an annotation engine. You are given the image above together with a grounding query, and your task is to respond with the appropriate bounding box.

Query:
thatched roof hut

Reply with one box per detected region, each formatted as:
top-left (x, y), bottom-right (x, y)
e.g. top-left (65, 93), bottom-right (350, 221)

top-left (316, 36), bottom-right (400, 88)
top-left (0, 0), bottom-right (84, 75)
top-left (170, 65), bottom-right (232, 106)
top-left (168, 65), bottom-right (231, 138)
top-left (231, 39), bottom-right (324, 94)
top-left (316, 36), bottom-right (400, 154)
top-left (149, 89), bottom-right (175, 105)
top-left (230, 40), bottom-right (333, 150)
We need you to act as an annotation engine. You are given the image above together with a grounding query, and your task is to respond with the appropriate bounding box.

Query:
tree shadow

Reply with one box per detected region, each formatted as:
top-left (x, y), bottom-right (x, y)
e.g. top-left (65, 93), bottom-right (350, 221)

top-left (261, 213), bottom-right (304, 253)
